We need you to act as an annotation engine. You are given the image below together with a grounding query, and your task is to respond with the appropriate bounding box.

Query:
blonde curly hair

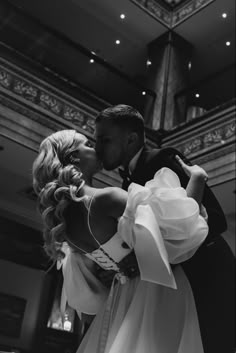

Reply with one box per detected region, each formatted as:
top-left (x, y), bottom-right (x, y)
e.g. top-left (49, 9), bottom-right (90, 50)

top-left (32, 130), bottom-right (86, 260)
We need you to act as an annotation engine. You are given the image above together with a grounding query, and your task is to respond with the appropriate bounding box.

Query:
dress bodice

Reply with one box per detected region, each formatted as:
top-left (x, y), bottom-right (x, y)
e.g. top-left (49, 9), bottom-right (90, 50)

top-left (85, 232), bottom-right (132, 270)
top-left (60, 168), bottom-right (209, 316)
top-left (66, 195), bottom-right (133, 284)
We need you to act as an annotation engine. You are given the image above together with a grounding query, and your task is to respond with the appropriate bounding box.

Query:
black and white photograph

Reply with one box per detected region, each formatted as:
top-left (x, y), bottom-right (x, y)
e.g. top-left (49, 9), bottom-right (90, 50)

top-left (0, 0), bottom-right (235, 352)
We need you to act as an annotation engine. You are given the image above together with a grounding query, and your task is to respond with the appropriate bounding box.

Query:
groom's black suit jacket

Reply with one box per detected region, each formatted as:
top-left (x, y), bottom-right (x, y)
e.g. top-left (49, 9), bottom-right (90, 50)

top-left (120, 146), bottom-right (235, 353)
top-left (122, 146), bottom-right (227, 242)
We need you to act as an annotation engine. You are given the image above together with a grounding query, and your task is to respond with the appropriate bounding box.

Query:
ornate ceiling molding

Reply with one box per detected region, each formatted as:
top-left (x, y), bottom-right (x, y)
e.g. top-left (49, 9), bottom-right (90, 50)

top-left (131, 0), bottom-right (172, 27)
top-left (130, 0), bottom-right (215, 28)
top-left (160, 101), bottom-right (236, 185)
top-left (0, 57), bottom-right (99, 137)
top-left (161, 103), bottom-right (235, 158)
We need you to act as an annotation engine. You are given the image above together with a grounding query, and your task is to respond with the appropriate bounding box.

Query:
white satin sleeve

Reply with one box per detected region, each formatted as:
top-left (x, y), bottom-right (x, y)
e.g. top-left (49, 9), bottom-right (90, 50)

top-left (118, 168), bottom-right (209, 289)
top-left (59, 243), bottom-right (108, 318)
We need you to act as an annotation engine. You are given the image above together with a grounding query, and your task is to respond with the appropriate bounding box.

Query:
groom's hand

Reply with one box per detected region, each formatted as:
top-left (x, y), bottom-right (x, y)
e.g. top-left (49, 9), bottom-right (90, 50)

top-left (96, 251), bottom-right (140, 288)
top-left (119, 251), bottom-right (140, 278)
top-left (96, 267), bottom-right (117, 288)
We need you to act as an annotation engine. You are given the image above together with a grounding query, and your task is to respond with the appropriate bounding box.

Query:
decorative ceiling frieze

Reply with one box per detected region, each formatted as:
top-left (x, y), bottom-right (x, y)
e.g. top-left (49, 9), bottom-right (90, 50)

top-left (161, 0), bottom-right (185, 7)
top-left (172, 0), bottom-right (215, 27)
top-left (161, 101), bottom-right (235, 158)
top-left (0, 57), bottom-right (100, 136)
top-left (131, 0), bottom-right (172, 27)
top-left (130, 0), bottom-right (216, 28)
top-left (160, 101), bottom-right (236, 185)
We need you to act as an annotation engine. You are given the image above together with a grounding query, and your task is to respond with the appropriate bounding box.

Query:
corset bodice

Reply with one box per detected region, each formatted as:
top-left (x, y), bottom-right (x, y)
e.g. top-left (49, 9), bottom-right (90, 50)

top-left (85, 232), bottom-right (132, 283)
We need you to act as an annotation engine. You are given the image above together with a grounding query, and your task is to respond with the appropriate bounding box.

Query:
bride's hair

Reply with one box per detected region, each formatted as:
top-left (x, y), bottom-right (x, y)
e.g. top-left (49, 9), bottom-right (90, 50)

top-left (32, 130), bottom-right (86, 260)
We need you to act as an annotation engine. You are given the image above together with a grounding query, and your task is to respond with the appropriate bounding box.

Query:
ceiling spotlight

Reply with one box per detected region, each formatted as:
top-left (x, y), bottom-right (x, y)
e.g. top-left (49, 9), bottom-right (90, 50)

top-left (115, 40), bottom-right (120, 45)
top-left (90, 59), bottom-right (94, 63)
top-left (188, 61), bottom-right (192, 70)
top-left (226, 41), bottom-right (231, 46)
top-left (91, 51), bottom-right (96, 55)
top-left (146, 60), bottom-right (152, 66)
top-left (222, 13), bottom-right (227, 18)
top-left (142, 91), bottom-right (146, 96)
top-left (120, 14), bottom-right (126, 19)
top-left (195, 93), bottom-right (200, 98)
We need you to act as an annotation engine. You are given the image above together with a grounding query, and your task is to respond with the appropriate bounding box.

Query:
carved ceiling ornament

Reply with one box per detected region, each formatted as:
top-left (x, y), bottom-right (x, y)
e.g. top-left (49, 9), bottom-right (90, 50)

top-left (130, 0), bottom-right (215, 28)
top-left (0, 58), bottom-right (99, 136)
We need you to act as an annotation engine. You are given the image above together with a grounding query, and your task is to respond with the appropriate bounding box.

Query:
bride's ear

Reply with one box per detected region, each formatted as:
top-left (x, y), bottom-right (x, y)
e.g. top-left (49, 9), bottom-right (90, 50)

top-left (69, 151), bottom-right (80, 165)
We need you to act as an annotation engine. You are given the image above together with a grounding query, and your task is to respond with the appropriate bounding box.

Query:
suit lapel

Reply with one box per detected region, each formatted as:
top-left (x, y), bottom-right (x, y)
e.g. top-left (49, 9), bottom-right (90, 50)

top-left (131, 146), bottom-right (149, 183)
top-left (122, 145), bottom-right (162, 189)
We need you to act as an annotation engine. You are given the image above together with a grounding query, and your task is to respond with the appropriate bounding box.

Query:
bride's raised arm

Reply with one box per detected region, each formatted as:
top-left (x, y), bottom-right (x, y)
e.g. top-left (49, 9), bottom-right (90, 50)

top-left (175, 155), bottom-right (208, 206)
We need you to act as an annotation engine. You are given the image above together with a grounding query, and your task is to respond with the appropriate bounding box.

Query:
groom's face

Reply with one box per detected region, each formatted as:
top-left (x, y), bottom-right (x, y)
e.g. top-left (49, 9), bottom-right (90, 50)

top-left (95, 121), bottom-right (129, 170)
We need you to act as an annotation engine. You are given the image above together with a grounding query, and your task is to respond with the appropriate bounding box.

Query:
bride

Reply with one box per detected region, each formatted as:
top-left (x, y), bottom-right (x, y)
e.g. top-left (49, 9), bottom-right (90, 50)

top-left (32, 130), bottom-right (209, 353)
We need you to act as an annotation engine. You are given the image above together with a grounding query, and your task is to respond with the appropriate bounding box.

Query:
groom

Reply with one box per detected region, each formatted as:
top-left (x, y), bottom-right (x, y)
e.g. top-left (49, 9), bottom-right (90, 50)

top-left (95, 104), bottom-right (235, 353)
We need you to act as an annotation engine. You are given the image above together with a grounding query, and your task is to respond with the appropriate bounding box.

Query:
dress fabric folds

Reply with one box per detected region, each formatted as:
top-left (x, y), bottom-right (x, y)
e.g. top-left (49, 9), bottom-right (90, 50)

top-left (61, 168), bottom-right (209, 353)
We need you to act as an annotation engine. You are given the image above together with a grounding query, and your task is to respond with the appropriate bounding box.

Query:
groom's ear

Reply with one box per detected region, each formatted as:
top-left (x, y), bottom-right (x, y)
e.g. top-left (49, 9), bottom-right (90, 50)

top-left (127, 132), bottom-right (138, 146)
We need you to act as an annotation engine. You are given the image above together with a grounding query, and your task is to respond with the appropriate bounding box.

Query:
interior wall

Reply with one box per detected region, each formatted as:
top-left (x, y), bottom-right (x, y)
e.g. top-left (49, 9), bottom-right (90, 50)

top-left (0, 260), bottom-right (50, 350)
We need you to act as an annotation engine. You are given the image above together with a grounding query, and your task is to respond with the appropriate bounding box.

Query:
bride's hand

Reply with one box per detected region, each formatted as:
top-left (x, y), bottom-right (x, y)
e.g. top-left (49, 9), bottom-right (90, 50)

top-left (175, 155), bottom-right (208, 182)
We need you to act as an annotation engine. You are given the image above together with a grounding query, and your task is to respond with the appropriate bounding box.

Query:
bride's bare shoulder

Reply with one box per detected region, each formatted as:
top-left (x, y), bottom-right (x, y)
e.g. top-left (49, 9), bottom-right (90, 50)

top-left (94, 187), bottom-right (127, 218)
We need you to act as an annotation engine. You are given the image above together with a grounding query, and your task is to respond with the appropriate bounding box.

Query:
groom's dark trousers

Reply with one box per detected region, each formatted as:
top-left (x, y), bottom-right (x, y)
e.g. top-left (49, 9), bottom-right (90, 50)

top-left (122, 146), bottom-right (235, 353)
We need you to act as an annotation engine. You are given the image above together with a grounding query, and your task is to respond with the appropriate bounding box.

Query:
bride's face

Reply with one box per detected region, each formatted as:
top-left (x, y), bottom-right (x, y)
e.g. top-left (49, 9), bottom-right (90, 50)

top-left (73, 133), bottom-right (102, 177)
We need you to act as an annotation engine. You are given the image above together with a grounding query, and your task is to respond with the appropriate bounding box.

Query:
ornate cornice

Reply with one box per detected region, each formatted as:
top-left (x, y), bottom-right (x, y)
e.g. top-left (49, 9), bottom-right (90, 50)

top-left (131, 0), bottom-right (172, 27)
top-left (172, 0), bottom-right (215, 27)
top-left (161, 103), bottom-right (235, 159)
top-left (130, 0), bottom-right (215, 28)
top-left (160, 102), bottom-right (236, 185)
top-left (0, 57), bottom-right (101, 137)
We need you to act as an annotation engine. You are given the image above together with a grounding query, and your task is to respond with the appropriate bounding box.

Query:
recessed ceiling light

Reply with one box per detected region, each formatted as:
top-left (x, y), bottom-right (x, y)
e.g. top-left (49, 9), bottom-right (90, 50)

top-left (146, 60), bottom-right (152, 66)
top-left (115, 40), bottom-right (121, 45)
top-left (188, 61), bottom-right (192, 70)
top-left (226, 41), bottom-right (231, 46)
top-left (90, 59), bottom-right (94, 63)
top-left (222, 13), bottom-right (227, 18)
top-left (195, 93), bottom-right (200, 98)
top-left (120, 14), bottom-right (126, 19)
top-left (142, 91), bottom-right (146, 96)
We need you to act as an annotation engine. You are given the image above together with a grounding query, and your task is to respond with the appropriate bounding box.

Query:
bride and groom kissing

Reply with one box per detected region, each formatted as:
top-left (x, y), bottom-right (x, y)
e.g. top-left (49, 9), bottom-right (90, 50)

top-left (33, 104), bottom-right (234, 353)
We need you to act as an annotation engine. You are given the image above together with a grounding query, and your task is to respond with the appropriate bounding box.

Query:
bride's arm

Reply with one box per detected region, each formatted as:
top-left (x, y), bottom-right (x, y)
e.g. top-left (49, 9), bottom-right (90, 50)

top-left (175, 155), bottom-right (208, 206)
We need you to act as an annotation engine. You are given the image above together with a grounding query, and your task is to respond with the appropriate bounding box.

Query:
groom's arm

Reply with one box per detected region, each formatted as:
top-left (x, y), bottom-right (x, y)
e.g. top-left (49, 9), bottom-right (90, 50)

top-left (95, 187), bottom-right (140, 288)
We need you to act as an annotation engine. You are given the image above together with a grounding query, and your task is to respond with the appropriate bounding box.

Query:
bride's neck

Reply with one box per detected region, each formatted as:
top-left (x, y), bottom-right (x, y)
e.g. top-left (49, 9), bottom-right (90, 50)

top-left (81, 183), bottom-right (96, 197)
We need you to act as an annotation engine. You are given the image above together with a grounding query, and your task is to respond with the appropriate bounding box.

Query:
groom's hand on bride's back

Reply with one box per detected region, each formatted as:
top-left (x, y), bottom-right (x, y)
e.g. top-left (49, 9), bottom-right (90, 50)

top-left (96, 251), bottom-right (140, 288)
top-left (96, 267), bottom-right (117, 288)
top-left (119, 251), bottom-right (140, 278)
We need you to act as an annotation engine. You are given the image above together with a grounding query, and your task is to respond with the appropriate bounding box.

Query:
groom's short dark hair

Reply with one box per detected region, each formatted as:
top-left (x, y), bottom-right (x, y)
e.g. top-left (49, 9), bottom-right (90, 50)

top-left (96, 104), bottom-right (145, 139)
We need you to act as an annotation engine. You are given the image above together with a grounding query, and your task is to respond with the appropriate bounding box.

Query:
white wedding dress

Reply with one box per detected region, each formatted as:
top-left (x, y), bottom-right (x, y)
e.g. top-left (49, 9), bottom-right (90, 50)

top-left (60, 168), bottom-right (208, 353)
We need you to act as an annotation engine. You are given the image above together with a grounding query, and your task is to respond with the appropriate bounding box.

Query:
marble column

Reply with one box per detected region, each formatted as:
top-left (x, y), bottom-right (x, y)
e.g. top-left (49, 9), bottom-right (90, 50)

top-left (144, 31), bottom-right (192, 131)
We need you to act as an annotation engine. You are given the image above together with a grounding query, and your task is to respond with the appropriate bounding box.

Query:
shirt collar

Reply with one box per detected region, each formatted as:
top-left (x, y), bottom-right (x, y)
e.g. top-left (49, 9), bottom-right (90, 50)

top-left (128, 147), bottom-right (144, 174)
